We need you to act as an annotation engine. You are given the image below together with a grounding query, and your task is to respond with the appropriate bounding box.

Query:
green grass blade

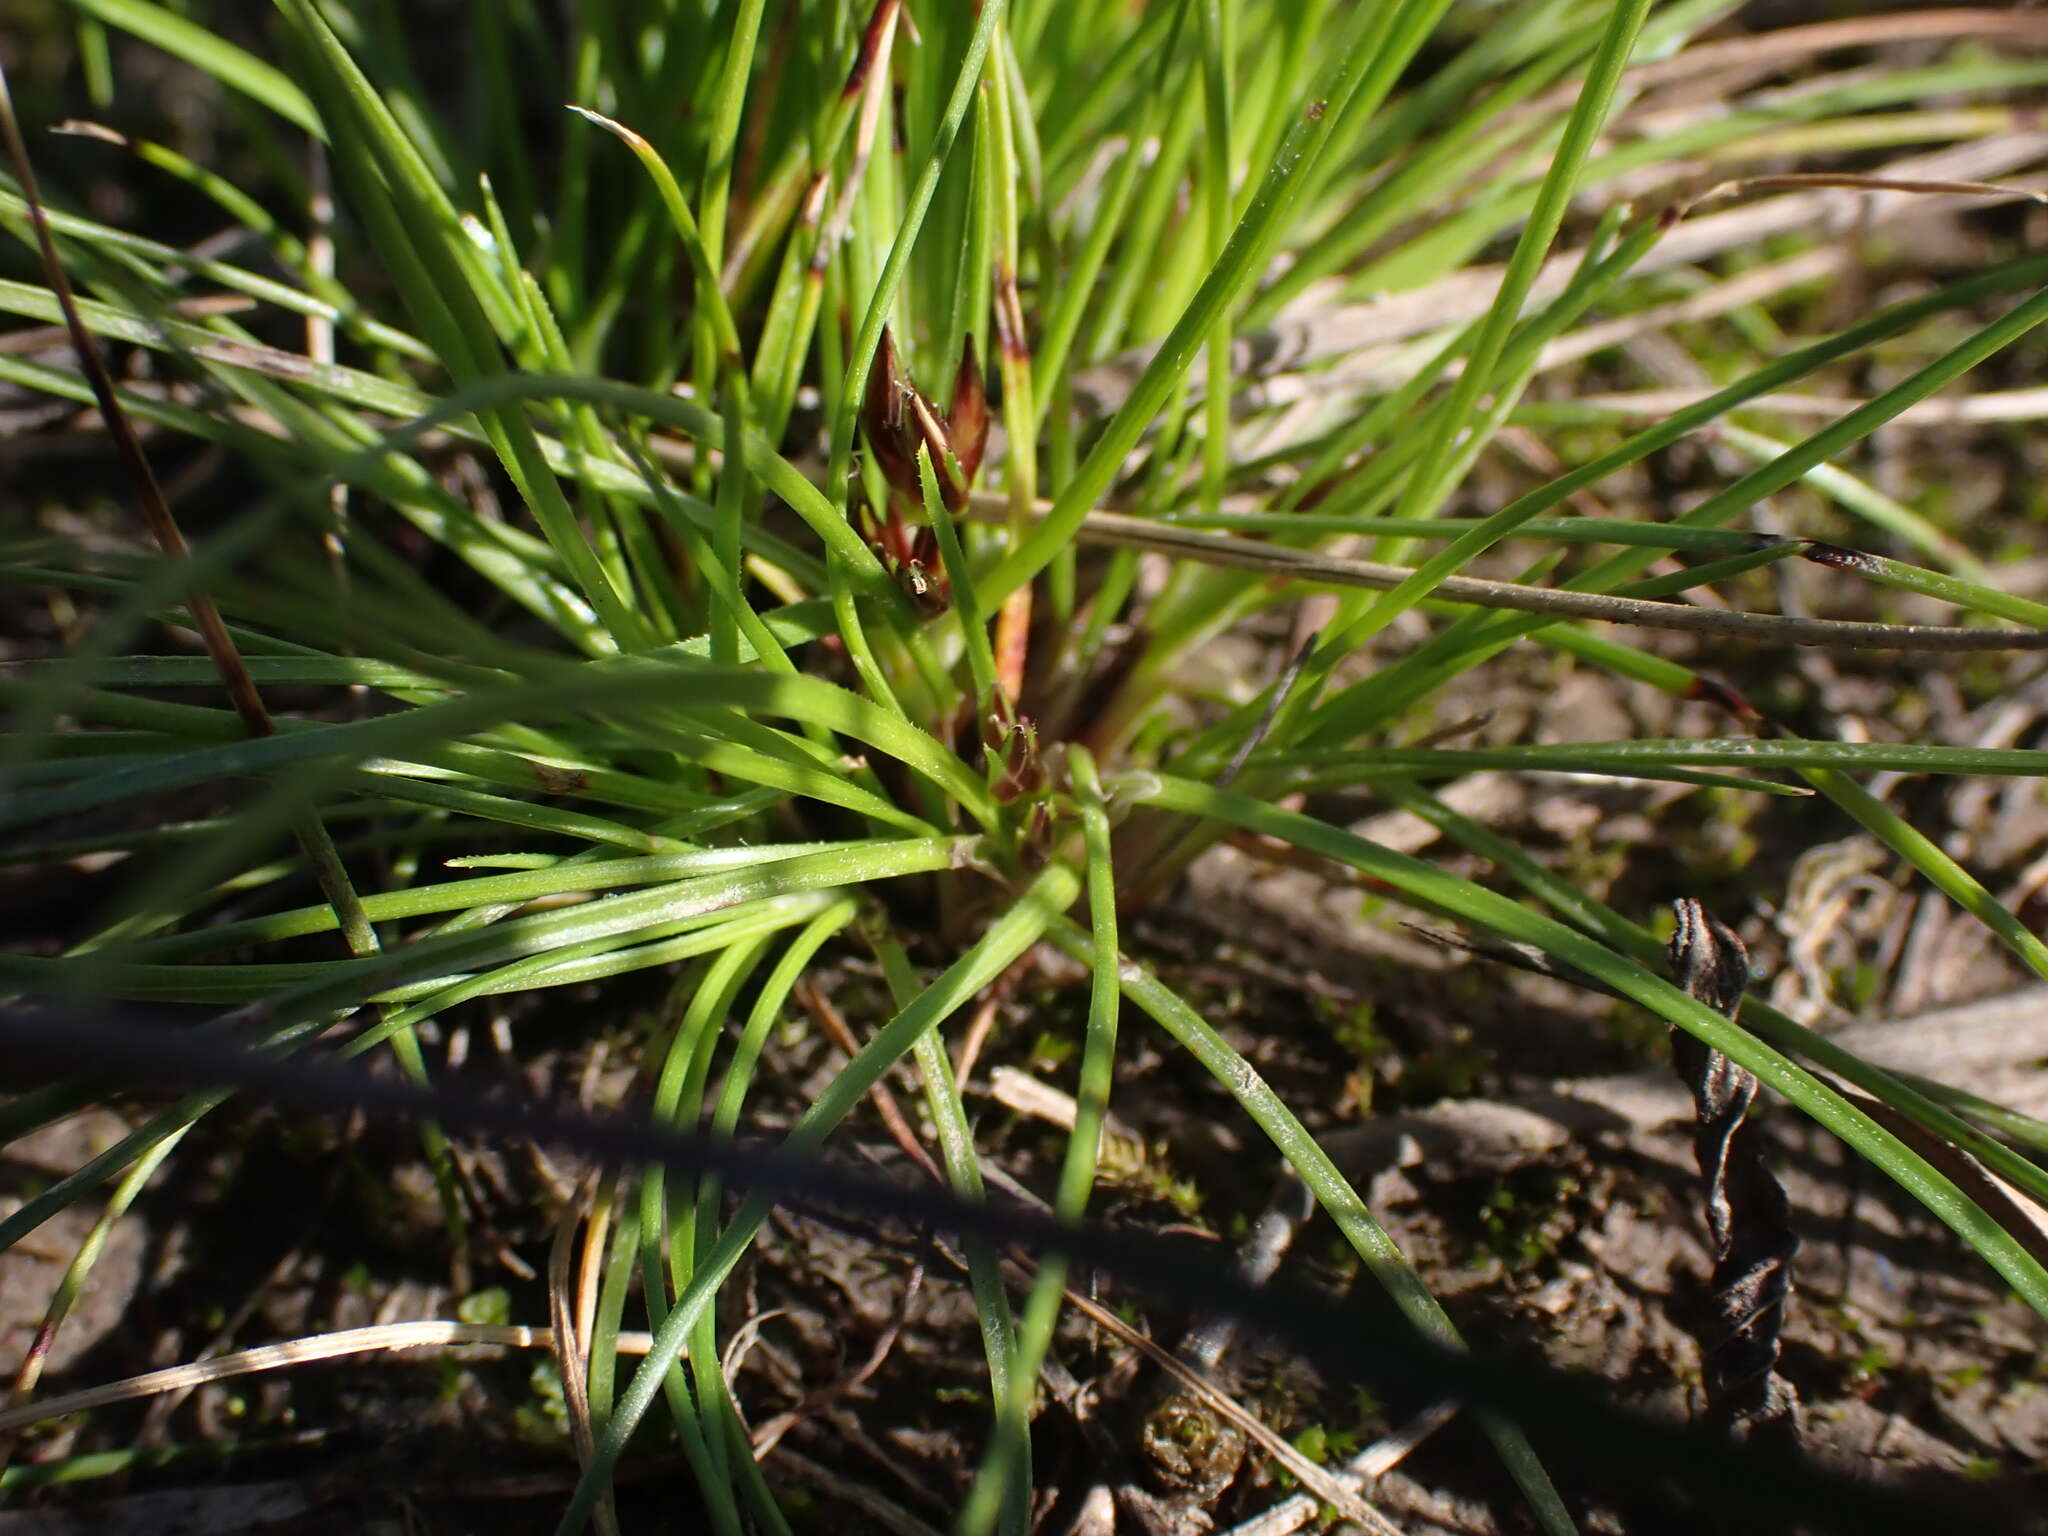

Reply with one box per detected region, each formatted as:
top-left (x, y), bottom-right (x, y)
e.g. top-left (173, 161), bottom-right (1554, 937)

top-left (555, 861), bottom-right (1082, 1536)
top-left (961, 747), bottom-right (1123, 1536)
top-left (1048, 925), bottom-right (1577, 1535)
top-left (71, 0), bottom-right (321, 136)
top-left (1119, 774), bottom-right (2048, 1322)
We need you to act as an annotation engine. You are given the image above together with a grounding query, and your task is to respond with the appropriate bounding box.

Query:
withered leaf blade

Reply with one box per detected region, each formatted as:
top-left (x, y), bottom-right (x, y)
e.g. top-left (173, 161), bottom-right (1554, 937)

top-left (1667, 898), bottom-right (1801, 1451)
top-left (1669, 899), bottom-right (1751, 1018)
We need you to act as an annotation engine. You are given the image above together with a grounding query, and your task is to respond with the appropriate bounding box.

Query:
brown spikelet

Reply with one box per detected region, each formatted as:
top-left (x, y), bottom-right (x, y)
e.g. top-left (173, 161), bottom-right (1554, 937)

top-left (948, 334), bottom-right (989, 486)
top-left (863, 328), bottom-right (990, 514)
top-left (862, 327), bottom-right (920, 500)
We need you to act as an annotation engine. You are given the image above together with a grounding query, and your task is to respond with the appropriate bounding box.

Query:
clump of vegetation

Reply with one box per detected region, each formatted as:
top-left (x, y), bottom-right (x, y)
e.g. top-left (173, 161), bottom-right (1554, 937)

top-left (5, 2), bottom-right (2048, 1532)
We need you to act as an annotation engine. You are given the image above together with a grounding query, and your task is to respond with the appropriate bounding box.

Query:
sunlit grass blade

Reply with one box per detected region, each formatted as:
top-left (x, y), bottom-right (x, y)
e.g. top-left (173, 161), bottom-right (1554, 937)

top-left (986, 0), bottom-right (1457, 604)
top-left (272, 0), bottom-right (649, 651)
top-left (69, 0), bottom-right (321, 136)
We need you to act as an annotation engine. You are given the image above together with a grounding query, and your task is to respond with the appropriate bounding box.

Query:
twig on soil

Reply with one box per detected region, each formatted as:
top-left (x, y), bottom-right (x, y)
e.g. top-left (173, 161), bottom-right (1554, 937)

top-left (950, 979), bottom-right (1009, 1095)
top-left (1520, 10), bottom-right (2048, 132)
top-left (1560, 386), bottom-right (2048, 425)
top-left (548, 1170), bottom-right (617, 1536)
top-left (797, 979), bottom-right (945, 1183)
top-left (1071, 137), bottom-right (2048, 415)
top-left (966, 497), bottom-right (2048, 652)
top-left (0, 1322), bottom-right (658, 1434)
top-left (799, 999), bottom-right (1392, 1519)
top-left (938, 1124), bottom-right (1402, 1526)
top-left (1219, 1400), bottom-right (1461, 1536)
top-left (762, 1443), bottom-right (944, 1536)
top-left (135, 1242), bottom-right (306, 1450)
top-left (744, 1254), bottom-right (925, 1461)
top-left (990, 1242), bottom-right (1397, 1531)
